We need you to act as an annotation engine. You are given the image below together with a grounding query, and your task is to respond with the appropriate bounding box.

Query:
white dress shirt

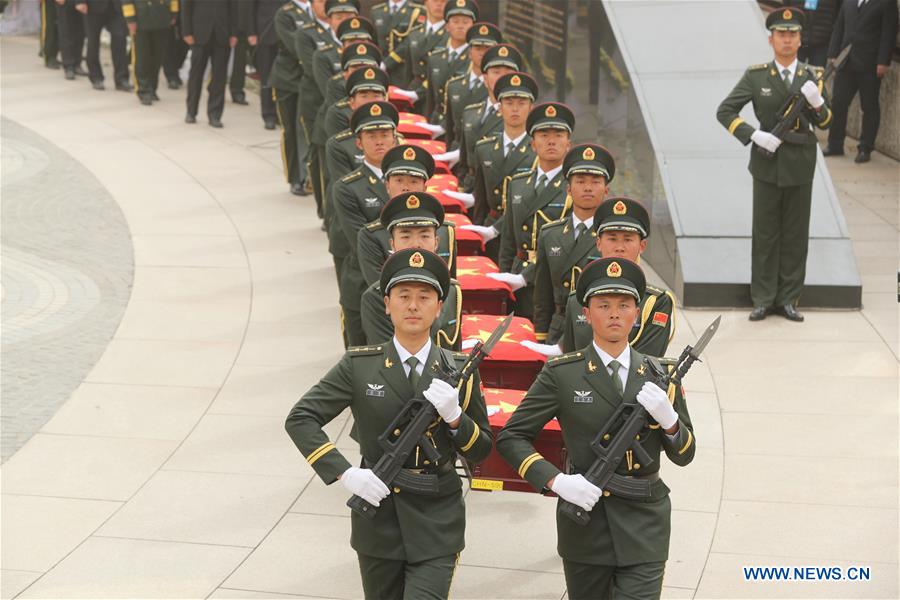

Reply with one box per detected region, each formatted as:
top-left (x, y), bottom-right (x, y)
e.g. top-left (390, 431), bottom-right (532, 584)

top-left (571, 214), bottom-right (594, 238)
top-left (389, 0), bottom-right (407, 13)
top-left (592, 343), bottom-right (630, 391)
top-left (502, 131), bottom-right (527, 156)
top-left (394, 337), bottom-right (432, 378)
top-left (426, 19), bottom-right (445, 35)
top-left (774, 57), bottom-right (798, 84)
top-left (535, 164), bottom-right (563, 187)
top-left (448, 42), bottom-right (469, 61)
top-left (364, 160), bottom-right (383, 180)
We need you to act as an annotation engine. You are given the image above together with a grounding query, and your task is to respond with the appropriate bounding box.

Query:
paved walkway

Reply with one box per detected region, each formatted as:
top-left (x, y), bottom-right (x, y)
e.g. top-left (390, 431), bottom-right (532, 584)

top-left (1, 35), bottom-right (897, 599)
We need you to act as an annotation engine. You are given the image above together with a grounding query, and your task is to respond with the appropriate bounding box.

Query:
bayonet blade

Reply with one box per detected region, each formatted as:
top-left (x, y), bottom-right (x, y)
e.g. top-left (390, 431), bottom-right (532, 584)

top-left (689, 315), bottom-right (721, 359)
top-left (480, 313), bottom-right (514, 356)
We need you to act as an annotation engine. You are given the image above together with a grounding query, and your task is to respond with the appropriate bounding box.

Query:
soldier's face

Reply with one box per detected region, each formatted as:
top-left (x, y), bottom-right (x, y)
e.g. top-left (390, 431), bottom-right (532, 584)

top-left (568, 174), bottom-right (608, 211)
top-left (531, 129), bottom-right (570, 163)
top-left (330, 10), bottom-right (355, 29)
top-left (484, 66), bottom-right (514, 96)
top-left (597, 231), bottom-right (647, 262)
top-left (446, 16), bottom-right (473, 43)
top-left (386, 174), bottom-right (427, 196)
top-left (469, 45), bottom-right (489, 72)
top-left (500, 97), bottom-right (532, 128)
top-left (584, 294), bottom-right (639, 344)
top-left (311, 0), bottom-right (327, 21)
top-left (349, 90), bottom-right (386, 110)
top-left (385, 283), bottom-right (442, 336)
top-left (389, 226), bottom-right (439, 253)
top-left (425, 0), bottom-right (446, 20)
top-left (356, 129), bottom-right (397, 164)
top-left (768, 30), bottom-right (801, 60)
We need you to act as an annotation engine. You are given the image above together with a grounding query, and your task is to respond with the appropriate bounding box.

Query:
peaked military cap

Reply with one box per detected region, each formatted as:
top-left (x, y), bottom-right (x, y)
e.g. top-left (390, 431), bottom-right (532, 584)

top-left (594, 197), bottom-right (650, 239)
top-left (380, 192), bottom-right (445, 231)
top-left (337, 16), bottom-right (376, 41)
top-left (351, 101), bottom-right (399, 133)
top-left (766, 6), bottom-right (804, 31)
top-left (576, 257), bottom-right (646, 305)
top-left (346, 66), bottom-right (389, 96)
top-left (341, 41), bottom-right (382, 70)
top-left (381, 248), bottom-right (451, 301)
top-left (325, 0), bottom-right (360, 15)
top-left (563, 144), bottom-right (615, 182)
top-left (527, 102), bottom-right (575, 134)
top-left (494, 71), bottom-right (538, 101)
top-left (444, 0), bottom-right (478, 21)
top-left (482, 43), bottom-right (523, 71)
top-left (382, 144), bottom-right (436, 180)
top-left (467, 21), bottom-right (502, 46)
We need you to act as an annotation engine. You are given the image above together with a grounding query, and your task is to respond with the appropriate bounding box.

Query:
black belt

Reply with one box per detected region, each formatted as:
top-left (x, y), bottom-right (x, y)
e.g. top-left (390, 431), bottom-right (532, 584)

top-left (362, 458), bottom-right (454, 496)
top-left (362, 458), bottom-right (455, 476)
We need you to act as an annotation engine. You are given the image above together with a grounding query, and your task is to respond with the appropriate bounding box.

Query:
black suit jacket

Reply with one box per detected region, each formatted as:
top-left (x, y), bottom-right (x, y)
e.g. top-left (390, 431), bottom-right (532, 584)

top-left (249, 0), bottom-right (285, 46)
top-left (181, 0), bottom-right (238, 46)
top-left (829, 0), bottom-right (898, 70)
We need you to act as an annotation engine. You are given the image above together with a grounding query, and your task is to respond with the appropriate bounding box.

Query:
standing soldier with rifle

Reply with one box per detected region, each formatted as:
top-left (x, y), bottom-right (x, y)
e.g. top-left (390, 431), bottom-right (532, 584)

top-left (496, 257), bottom-right (699, 600)
top-left (285, 247), bottom-right (493, 600)
top-left (717, 7), bottom-right (835, 323)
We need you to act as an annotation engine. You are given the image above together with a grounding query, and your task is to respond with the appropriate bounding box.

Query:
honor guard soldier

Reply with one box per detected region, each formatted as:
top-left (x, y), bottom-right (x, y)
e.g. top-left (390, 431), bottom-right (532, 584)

top-left (496, 102), bottom-right (575, 320)
top-left (312, 0), bottom-right (363, 99)
top-left (331, 101), bottom-right (399, 347)
top-left (246, 0), bottom-right (285, 129)
top-left (717, 7), bottom-right (832, 323)
top-left (323, 42), bottom-right (384, 139)
top-left (423, 0), bottom-right (478, 119)
top-left (39, 0), bottom-right (61, 69)
top-left (357, 145), bottom-right (458, 286)
top-left (496, 257), bottom-right (695, 600)
top-left (122, 0), bottom-right (179, 105)
top-left (532, 144), bottom-right (615, 344)
top-left (529, 197), bottom-right (676, 359)
top-left (270, 0), bottom-right (315, 196)
top-left (285, 247), bottom-right (492, 600)
top-left (382, 0), bottom-right (449, 91)
top-left (361, 193), bottom-right (463, 348)
top-left (370, 0), bottom-right (425, 54)
top-left (441, 22), bottom-right (501, 151)
top-left (317, 16), bottom-right (377, 109)
top-left (464, 71), bottom-right (538, 261)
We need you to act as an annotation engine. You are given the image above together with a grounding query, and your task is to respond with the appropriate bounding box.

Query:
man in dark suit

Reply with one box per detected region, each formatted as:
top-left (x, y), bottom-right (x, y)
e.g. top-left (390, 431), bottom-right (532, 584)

top-left (78, 0), bottom-right (132, 91)
top-left (181, 0), bottom-right (238, 127)
top-left (247, 0), bottom-right (284, 129)
top-left (824, 0), bottom-right (898, 162)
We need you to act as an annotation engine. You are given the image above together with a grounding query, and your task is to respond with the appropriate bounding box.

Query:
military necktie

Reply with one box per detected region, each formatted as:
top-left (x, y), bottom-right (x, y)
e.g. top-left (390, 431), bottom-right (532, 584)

top-left (782, 68), bottom-right (792, 88)
top-left (505, 141), bottom-right (515, 157)
top-left (405, 356), bottom-right (420, 389)
top-left (608, 359), bottom-right (624, 396)
top-left (535, 174), bottom-right (547, 195)
top-left (574, 222), bottom-right (587, 239)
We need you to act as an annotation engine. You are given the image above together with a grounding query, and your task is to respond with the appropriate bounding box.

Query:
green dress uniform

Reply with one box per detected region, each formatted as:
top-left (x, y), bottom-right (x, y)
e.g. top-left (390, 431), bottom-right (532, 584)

top-left (325, 97), bottom-right (353, 138)
top-left (285, 248), bottom-right (493, 600)
top-left (122, 0), bottom-right (178, 103)
top-left (370, 0), bottom-right (425, 54)
top-left (383, 19), bottom-right (447, 92)
top-left (496, 258), bottom-right (695, 600)
top-left (361, 279), bottom-right (463, 348)
top-left (358, 221), bottom-right (458, 286)
top-left (716, 8), bottom-right (832, 311)
top-left (270, 1), bottom-right (313, 189)
top-left (425, 45), bottom-right (471, 120)
top-left (40, 0), bottom-right (60, 68)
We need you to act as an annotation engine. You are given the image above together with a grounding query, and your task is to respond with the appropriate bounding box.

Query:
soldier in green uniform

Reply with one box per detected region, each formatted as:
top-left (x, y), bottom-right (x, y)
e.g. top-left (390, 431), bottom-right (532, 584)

top-left (422, 0), bottom-right (478, 119)
top-left (122, 0), bottom-right (178, 105)
top-left (526, 197), bottom-right (677, 359)
top-left (361, 193), bottom-right (463, 348)
top-left (464, 71), bottom-right (538, 262)
top-left (331, 101), bottom-right (399, 347)
top-left (312, 4), bottom-right (368, 99)
top-left (717, 7), bottom-right (832, 323)
top-left (496, 102), bottom-right (575, 321)
top-left (532, 144), bottom-right (615, 344)
top-left (370, 0), bottom-right (425, 55)
top-left (496, 256), bottom-right (695, 600)
top-left (285, 247), bottom-right (492, 600)
top-left (382, 0), bottom-right (447, 91)
top-left (40, 0), bottom-right (61, 69)
top-left (270, 0), bottom-right (314, 196)
top-left (322, 41), bottom-right (383, 139)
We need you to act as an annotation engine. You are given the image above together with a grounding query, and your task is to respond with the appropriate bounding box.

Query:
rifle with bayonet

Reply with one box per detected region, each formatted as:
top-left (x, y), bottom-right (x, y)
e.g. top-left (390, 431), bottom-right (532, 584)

top-left (347, 314), bottom-right (514, 519)
top-left (756, 44), bottom-right (851, 157)
top-left (559, 316), bottom-right (721, 526)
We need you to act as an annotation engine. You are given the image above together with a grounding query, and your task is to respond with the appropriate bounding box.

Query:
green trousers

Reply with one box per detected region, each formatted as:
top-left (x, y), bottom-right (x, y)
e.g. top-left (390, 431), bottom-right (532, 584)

top-left (133, 28), bottom-right (169, 97)
top-left (358, 553), bottom-right (458, 600)
top-left (751, 179), bottom-right (813, 307)
top-left (40, 0), bottom-right (59, 65)
top-left (563, 560), bottom-right (665, 600)
top-left (273, 88), bottom-right (307, 185)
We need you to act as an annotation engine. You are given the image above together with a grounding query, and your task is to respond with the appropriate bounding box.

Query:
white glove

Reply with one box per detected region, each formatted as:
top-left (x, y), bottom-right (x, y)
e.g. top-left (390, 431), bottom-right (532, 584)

top-left (340, 466), bottom-right (390, 506)
top-left (551, 473), bottom-right (602, 512)
top-left (520, 340), bottom-right (563, 357)
top-left (460, 338), bottom-right (478, 350)
top-left (460, 224), bottom-right (498, 243)
top-left (392, 87), bottom-right (419, 103)
top-left (379, 61), bottom-right (387, 70)
top-left (750, 129), bottom-right (782, 153)
top-left (432, 148), bottom-right (460, 167)
top-left (423, 379), bottom-right (462, 423)
top-left (800, 80), bottom-right (825, 109)
top-left (487, 272), bottom-right (526, 291)
top-left (636, 382), bottom-right (678, 430)
top-left (415, 122), bottom-right (445, 139)
top-left (442, 189), bottom-right (474, 208)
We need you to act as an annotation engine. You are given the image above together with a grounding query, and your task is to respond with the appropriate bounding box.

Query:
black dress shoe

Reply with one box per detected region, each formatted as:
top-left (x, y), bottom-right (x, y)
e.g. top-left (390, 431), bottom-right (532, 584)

top-left (232, 95), bottom-right (249, 105)
top-left (854, 150), bottom-right (871, 164)
top-left (64, 68), bottom-right (76, 80)
top-left (73, 65), bottom-right (89, 77)
top-left (290, 182), bottom-right (305, 196)
top-left (185, 114), bottom-right (197, 124)
top-left (151, 92), bottom-right (160, 101)
top-left (140, 95), bottom-right (153, 106)
top-left (748, 306), bottom-right (770, 321)
top-left (778, 304), bottom-right (804, 322)
top-left (115, 81), bottom-right (134, 92)
top-left (208, 118), bottom-right (224, 128)
top-left (91, 80), bottom-right (105, 90)
top-left (264, 117), bottom-right (276, 130)
top-left (167, 79), bottom-right (182, 90)
top-left (822, 146), bottom-right (844, 157)
top-left (45, 59), bottom-right (61, 70)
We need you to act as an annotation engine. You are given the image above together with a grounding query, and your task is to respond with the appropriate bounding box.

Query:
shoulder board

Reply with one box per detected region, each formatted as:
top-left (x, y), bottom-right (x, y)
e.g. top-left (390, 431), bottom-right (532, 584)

top-left (476, 134), bottom-right (499, 146)
top-left (541, 218), bottom-right (567, 230)
top-left (341, 170), bottom-right (364, 183)
top-left (364, 221), bottom-right (384, 232)
top-left (449, 277), bottom-right (459, 285)
top-left (428, 47), bottom-right (448, 57)
top-left (347, 344), bottom-right (384, 355)
top-left (336, 98), bottom-right (350, 107)
top-left (335, 129), bottom-right (354, 141)
top-left (645, 284), bottom-right (665, 296)
top-left (281, 4), bottom-right (292, 10)
top-left (748, 63), bottom-right (768, 71)
top-left (547, 351), bottom-right (584, 367)
top-left (451, 351), bottom-right (469, 362)
top-left (510, 169), bottom-right (534, 181)
top-left (464, 100), bottom-right (485, 111)
top-left (372, 2), bottom-right (387, 9)
top-left (330, 72), bottom-right (343, 81)
top-left (442, 220), bottom-right (456, 228)
top-left (320, 42), bottom-right (336, 51)
top-left (302, 22), bottom-right (317, 30)
top-left (447, 73), bottom-right (466, 84)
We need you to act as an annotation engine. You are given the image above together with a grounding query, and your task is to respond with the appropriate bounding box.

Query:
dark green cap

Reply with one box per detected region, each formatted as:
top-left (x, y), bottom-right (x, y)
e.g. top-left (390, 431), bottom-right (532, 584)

top-left (325, 0), bottom-right (359, 16)
top-left (494, 71), bottom-right (538, 101)
top-left (444, 0), bottom-right (478, 21)
top-left (350, 100), bottom-right (399, 133)
top-left (380, 248), bottom-right (451, 301)
top-left (563, 144), bottom-right (615, 182)
top-left (337, 15), bottom-right (376, 41)
top-left (482, 43), bottom-right (523, 71)
top-left (527, 102), bottom-right (575, 134)
top-left (382, 144), bottom-right (435, 180)
top-left (341, 41), bottom-right (382, 70)
top-left (766, 6), bottom-right (804, 31)
top-left (380, 192), bottom-right (445, 231)
top-left (346, 66), bottom-right (389, 96)
top-left (594, 197), bottom-right (650, 239)
top-left (467, 21), bottom-right (502, 46)
top-left (576, 257), bottom-right (646, 306)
